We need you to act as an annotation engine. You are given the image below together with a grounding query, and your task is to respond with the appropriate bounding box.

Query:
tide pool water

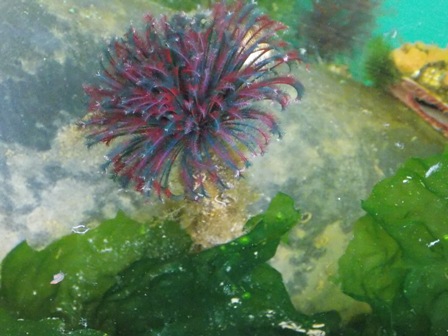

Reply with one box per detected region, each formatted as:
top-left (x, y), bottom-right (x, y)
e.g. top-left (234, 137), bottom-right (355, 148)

top-left (377, 0), bottom-right (448, 47)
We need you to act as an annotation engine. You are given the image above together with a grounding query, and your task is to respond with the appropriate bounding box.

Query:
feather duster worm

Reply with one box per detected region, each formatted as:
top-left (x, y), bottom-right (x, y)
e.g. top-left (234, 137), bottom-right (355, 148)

top-left (81, 1), bottom-right (303, 200)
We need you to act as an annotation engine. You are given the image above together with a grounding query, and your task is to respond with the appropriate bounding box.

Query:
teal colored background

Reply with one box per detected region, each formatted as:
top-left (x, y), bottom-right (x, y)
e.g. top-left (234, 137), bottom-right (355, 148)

top-left (376, 0), bottom-right (448, 47)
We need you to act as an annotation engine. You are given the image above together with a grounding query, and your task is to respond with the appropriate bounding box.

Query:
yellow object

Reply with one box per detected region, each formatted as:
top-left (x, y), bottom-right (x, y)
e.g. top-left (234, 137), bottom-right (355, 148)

top-left (391, 42), bottom-right (448, 76)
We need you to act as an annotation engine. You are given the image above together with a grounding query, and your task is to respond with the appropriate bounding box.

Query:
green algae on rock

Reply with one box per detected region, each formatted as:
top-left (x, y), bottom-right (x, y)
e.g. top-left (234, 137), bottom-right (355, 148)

top-left (363, 36), bottom-right (400, 88)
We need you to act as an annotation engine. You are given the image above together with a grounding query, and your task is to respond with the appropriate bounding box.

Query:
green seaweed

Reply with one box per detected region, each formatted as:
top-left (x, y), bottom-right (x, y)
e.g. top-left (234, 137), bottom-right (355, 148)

top-left (339, 150), bottom-right (448, 335)
top-left (363, 36), bottom-right (400, 88)
top-left (0, 193), bottom-right (333, 335)
top-left (0, 307), bottom-right (106, 336)
top-left (0, 212), bottom-right (191, 328)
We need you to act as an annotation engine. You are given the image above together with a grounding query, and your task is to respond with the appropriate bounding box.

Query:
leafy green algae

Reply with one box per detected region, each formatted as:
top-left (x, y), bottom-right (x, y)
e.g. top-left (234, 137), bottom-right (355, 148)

top-left (0, 211), bottom-right (191, 329)
top-left (0, 193), bottom-right (331, 335)
top-left (339, 150), bottom-right (448, 336)
top-left (0, 307), bottom-right (105, 336)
